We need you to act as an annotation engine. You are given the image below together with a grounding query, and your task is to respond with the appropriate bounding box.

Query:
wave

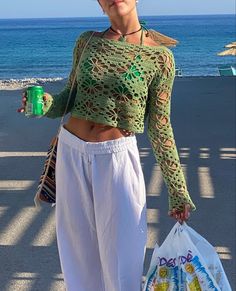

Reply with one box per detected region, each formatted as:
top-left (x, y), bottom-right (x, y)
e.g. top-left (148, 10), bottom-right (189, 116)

top-left (0, 77), bottom-right (65, 90)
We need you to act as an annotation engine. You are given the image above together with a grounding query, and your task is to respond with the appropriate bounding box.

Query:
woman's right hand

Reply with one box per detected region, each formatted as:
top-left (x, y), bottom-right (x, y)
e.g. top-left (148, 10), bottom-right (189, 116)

top-left (17, 92), bottom-right (52, 114)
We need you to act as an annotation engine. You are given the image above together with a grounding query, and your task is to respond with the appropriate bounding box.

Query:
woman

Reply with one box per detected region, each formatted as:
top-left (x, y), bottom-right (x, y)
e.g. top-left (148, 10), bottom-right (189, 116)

top-left (19, 0), bottom-right (196, 290)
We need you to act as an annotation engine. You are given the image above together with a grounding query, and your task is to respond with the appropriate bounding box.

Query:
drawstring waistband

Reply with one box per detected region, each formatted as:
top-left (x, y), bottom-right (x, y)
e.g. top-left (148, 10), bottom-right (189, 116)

top-left (59, 126), bottom-right (137, 155)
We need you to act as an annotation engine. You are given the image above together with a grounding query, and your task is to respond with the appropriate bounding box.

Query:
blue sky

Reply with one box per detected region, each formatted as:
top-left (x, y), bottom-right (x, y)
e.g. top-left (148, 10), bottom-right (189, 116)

top-left (0, 0), bottom-right (235, 19)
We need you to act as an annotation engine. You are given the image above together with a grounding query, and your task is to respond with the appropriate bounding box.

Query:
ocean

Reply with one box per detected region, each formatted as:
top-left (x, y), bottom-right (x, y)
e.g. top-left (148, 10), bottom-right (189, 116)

top-left (0, 15), bottom-right (235, 82)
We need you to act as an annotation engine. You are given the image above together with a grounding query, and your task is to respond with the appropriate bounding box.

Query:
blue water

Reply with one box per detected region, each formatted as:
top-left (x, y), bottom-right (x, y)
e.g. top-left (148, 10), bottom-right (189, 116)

top-left (0, 15), bottom-right (235, 80)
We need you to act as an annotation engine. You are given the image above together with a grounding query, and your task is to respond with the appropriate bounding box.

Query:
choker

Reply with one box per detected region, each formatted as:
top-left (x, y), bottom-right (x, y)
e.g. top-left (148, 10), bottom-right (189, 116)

top-left (109, 26), bottom-right (142, 42)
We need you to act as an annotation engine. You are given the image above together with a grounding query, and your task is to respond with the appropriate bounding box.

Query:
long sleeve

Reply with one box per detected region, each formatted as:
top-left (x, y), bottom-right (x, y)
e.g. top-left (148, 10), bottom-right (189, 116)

top-left (147, 47), bottom-right (196, 212)
top-left (44, 31), bottom-right (91, 118)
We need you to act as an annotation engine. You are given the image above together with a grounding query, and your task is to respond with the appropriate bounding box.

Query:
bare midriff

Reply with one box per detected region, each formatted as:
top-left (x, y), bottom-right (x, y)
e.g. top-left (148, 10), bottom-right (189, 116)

top-left (64, 116), bottom-right (134, 142)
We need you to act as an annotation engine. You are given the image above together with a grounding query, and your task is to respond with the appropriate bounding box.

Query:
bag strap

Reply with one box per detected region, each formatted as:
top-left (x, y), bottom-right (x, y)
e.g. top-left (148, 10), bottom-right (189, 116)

top-left (34, 31), bottom-right (95, 207)
top-left (57, 31), bottom-right (95, 135)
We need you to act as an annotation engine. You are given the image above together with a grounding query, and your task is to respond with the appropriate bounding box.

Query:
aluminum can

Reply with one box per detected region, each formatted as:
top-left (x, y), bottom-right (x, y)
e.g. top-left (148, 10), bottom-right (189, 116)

top-left (25, 86), bottom-right (44, 117)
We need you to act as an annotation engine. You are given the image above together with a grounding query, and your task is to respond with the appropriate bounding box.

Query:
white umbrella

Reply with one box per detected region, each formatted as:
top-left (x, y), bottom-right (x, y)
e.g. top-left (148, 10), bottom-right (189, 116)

top-left (225, 41), bottom-right (236, 48)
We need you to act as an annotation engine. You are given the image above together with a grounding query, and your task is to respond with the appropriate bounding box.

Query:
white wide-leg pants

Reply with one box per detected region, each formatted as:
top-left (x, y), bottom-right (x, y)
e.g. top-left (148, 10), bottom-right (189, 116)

top-left (56, 126), bottom-right (147, 291)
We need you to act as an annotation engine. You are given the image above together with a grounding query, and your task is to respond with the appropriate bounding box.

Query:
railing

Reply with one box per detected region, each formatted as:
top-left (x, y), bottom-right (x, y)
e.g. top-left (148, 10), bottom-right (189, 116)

top-left (175, 68), bottom-right (183, 77)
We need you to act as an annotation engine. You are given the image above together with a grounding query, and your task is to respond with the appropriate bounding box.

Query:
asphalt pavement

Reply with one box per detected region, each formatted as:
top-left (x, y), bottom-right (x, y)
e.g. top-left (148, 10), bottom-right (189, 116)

top-left (0, 76), bottom-right (235, 290)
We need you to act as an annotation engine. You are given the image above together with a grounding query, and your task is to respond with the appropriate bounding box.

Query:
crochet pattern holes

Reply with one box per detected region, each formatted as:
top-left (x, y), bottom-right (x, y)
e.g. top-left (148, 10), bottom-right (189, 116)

top-left (45, 31), bottom-right (196, 212)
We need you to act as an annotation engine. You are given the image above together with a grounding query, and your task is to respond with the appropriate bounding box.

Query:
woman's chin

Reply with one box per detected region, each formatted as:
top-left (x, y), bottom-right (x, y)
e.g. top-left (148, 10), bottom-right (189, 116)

top-left (110, 8), bottom-right (131, 17)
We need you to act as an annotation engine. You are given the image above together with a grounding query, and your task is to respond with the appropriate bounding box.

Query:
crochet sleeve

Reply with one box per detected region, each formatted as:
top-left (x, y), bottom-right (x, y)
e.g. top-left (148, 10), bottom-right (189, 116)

top-left (44, 31), bottom-right (91, 118)
top-left (147, 48), bottom-right (196, 212)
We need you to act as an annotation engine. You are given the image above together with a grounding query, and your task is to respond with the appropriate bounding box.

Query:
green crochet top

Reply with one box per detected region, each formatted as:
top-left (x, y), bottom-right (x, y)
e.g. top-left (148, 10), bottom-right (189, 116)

top-left (44, 30), bottom-right (196, 212)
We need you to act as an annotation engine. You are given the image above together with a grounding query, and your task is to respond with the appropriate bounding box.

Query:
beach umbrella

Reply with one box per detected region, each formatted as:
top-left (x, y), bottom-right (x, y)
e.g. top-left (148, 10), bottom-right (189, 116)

top-left (217, 47), bottom-right (236, 56)
top-left (148, 29), bottom-right (179, 47)
top-left (225, 41), bottom-right (236, 48)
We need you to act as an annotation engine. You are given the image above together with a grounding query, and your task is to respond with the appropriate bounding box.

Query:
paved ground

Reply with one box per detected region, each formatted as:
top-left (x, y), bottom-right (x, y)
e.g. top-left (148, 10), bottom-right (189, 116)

top-left (0, 77), bottom-right (235, 290)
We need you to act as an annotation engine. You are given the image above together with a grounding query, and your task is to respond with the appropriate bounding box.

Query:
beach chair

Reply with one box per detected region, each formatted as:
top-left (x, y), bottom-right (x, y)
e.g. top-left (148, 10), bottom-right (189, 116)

top-left (218, 65), bottom-right (236, 76)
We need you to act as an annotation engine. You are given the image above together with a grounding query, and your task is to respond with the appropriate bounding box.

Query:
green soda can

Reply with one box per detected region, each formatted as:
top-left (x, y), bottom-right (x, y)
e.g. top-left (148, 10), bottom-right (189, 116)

top-left (25, 86), bottom-right (44, 117)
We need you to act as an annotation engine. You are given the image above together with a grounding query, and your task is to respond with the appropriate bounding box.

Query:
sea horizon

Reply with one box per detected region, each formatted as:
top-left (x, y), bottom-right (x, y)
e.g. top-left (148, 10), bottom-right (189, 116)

top-left (0, 13), bottom-right (234, 20)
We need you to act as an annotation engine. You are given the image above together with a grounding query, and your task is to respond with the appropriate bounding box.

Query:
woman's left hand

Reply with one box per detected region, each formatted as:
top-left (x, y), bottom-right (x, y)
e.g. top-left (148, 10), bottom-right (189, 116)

top-left (168, 204), bottom-right (190, 224)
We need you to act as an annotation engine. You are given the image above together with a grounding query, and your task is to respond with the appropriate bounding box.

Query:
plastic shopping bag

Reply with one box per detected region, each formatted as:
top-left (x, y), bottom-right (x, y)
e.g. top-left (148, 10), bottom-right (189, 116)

top-left (143, 222), bottom-right (232, 291)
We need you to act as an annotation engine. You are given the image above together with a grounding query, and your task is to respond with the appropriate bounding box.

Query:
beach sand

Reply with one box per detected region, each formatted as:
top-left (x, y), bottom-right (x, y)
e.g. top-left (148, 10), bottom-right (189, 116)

top-left (0, 77), bottom-right (65, 91)
top-left (0, 76), bottom-right (235, 290)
